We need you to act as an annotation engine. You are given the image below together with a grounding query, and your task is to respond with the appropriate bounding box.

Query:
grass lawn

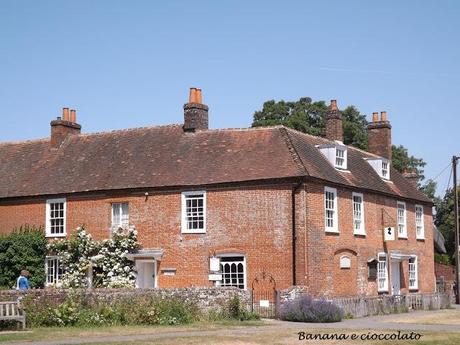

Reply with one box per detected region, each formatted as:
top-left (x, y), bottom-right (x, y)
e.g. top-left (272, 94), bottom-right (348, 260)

top-left (383, 309), bottom-right (460, 326)
top-left (0, 320), bottom-right (265, 343)
top-left (67, 329), bottom-right (460, 345)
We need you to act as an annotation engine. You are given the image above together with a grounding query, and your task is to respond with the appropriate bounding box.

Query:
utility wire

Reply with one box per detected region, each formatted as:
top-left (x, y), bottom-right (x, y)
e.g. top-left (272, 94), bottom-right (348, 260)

top-left (445, 166), bottom-right (453, 195)
top-left (429, 161), bottom-right (452, 183)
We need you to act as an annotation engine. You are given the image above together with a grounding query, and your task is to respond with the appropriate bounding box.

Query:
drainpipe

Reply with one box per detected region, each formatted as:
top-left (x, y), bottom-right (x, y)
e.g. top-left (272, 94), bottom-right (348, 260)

top-left (292, 179), bottom-right (303, 286)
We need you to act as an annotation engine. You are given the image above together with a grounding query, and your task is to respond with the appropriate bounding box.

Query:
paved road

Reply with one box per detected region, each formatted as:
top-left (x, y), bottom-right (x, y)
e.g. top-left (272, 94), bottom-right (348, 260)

top-left (2, 307), bottom-right (460, 345)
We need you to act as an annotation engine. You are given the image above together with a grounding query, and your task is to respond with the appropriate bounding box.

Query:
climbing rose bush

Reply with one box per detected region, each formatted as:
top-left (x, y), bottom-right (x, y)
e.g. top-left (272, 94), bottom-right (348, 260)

top-left (48, 226), bottom-right (139, 288)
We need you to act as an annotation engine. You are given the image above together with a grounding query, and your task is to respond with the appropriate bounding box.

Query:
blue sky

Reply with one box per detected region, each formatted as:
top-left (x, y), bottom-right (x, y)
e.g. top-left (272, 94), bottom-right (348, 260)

top-left (1, 1), bottom-right (459, 196)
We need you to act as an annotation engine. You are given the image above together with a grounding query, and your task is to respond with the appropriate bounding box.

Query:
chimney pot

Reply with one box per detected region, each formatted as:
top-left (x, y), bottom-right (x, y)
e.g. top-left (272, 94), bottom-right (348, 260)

top-left (189, 88), bottom-right (197, 103)
top-left (70, 109), bottom-right (76, 123)
top-left (196, 88), bottom-right (202, 104)
top-left (330, 99), bottom-right (337, 110)
top-left (372, 112), bottom-right (379, 122)
top-left (62, 108), bottom-right (69, 121)
top-left (381, 111), bottom-right (387, 121)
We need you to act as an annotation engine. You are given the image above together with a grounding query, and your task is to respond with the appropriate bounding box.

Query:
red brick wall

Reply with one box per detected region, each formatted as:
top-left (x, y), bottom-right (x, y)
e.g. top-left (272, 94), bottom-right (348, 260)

top-left (300, 180), bottom-right (435, 297)
top-left (435, 262), bottom-right (455, 282)
top-left (0, 180), bottom-right (435, 296)
top-left (0, 184), bottom-right (295, 290)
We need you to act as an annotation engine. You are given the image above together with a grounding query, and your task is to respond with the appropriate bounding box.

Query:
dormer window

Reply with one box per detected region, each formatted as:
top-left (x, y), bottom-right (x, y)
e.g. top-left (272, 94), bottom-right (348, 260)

top-left (382, 161), bottom-right (389, 179)
top-left (318, 142), bottom-right (347, 170)
top-left (366, 158), bottom-right (390, 180)
top-left (335, 148), bottom-right (345, 168)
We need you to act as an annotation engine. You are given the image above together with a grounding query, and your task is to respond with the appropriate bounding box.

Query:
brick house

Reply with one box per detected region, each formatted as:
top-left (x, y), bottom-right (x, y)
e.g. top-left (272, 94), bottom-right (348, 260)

top-left (0, 88), bottom-right (434, 297)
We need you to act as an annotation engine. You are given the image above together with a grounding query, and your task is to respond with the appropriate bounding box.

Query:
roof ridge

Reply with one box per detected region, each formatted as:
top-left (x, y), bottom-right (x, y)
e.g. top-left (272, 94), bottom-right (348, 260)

top-left (278, 127), bottom-right (309, 177)
top-left (77, 123), bottom-right (183, 138)
top-left (0, 137), bottom-right (49, 147)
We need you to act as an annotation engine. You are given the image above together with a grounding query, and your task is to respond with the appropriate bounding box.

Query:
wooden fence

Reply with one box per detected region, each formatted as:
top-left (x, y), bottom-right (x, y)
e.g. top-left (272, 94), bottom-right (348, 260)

top-left (332, 293), bottom-right (451, 318)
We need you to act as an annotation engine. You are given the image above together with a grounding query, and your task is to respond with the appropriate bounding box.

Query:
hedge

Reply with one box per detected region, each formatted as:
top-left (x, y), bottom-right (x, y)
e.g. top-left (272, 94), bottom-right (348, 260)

top-left (0, 225), bottom-right (47, 289)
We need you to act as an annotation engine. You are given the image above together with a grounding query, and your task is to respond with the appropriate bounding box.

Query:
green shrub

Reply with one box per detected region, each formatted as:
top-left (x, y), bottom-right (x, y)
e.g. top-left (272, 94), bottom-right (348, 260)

top-left (0, 225), bottom-right (47, 288)
top-left (23, 292), bottom-right (200, 327)
top-left (224, 295), bottom-right (260, 321)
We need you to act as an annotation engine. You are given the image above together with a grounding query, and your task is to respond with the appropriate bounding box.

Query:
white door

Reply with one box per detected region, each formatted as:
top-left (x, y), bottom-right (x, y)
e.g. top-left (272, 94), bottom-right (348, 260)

top-left (391, 260), bottom-right (400, 295)
top-left (135, 260), bottom-right (157, 288)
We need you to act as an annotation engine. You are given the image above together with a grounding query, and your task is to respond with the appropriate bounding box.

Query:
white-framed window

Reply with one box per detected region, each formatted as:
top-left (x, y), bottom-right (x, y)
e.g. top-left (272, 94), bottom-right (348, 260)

top-left (382, 161), bottom-right (389, 179)
top-left (397, 201), bottom-right (407, 238)
top-left (45, 198), bottom-right (66, 237)
top-left (335, 148), bottom-right (346, 169)
top-left (377, 253), bottom-right (388, 292)
top-left (318, 144), bottom-right (347, 170)
top-left (409, 256), bottom-right (418, 290)
top-left (352, 192), bottom-right (365, 235)
top-left (415, 205), bottom-right (424, 239)
top-left (324, 187), bottom-right (338, 232)
top-left (45, 256), bottom-right (64, 286)
top-left (219, 255), bottom-right (246, 289)
top-left (181, 191), bottom-right (206, 233)
top-left (366, 158), bottom-right (390, 180)
top-left (112, 202), bottom-right (129, 229)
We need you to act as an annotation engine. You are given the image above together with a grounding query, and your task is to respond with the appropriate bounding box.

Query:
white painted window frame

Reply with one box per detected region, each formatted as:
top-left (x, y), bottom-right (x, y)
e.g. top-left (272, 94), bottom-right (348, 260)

top-left (377, 252), bottom-right (388, 292)
top-left (397, 201), bottom-right (407, 238)
top-left (181, 191), bottom-right (206, 234)
top-left (111, 202), bottom-right (129, 230)
top-left (415, 204), bottom-right (425, 239)
top-left (45, 198), bottom-right (67, 237)
top-left (352, 192), bottom-right (365, 235)
top-left (217, 253), bottom-right (247, 290)
top-left (45, 256), bottom-right (63, 286)
top-left (409, 255), bottom-right (418, 290)
top-left (335, 147), bottom-right (347, 169)
top-left (381, 161), bottom-right (389, 179)
top-left (324, 187), bottom-right (338, 233)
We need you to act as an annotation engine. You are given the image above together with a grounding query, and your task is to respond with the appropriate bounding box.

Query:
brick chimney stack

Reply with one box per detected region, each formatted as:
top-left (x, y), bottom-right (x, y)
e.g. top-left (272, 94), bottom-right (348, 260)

top-left (325, 99), bottom-right (343, 142)
top-left (50, 107), bottom-right (81, 148)
top-left (183, 87), bottom-right (209, 132)
top-left (367, 111), bottom-right (392, 160)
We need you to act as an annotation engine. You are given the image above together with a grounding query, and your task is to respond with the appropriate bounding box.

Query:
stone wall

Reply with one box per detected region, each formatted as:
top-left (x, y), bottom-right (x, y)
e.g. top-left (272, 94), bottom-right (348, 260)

top-left (0, 287), bottom-right (251, 311)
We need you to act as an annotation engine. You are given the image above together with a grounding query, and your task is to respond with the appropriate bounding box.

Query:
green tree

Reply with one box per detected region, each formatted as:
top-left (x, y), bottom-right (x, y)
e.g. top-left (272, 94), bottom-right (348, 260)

top-left (0, 225), bottom-right (47, 288)
top-left (252, 97), bottom-right (326, 137)
top-left (252, 97), bottom-right (426, 177)
top-left (391, 145), bottom-right (426, 181)
top-left (435, 187), bottom-right (458, 264)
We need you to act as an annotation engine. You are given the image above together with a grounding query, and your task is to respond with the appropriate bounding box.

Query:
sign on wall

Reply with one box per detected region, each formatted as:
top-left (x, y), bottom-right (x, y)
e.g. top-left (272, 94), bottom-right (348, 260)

top-left (383, 227), bottom-right (395, 241)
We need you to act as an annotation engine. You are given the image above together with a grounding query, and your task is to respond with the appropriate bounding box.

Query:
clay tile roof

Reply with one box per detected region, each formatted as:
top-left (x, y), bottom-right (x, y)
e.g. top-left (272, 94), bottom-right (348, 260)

top-left (0, 124), bottom-right (431, 203)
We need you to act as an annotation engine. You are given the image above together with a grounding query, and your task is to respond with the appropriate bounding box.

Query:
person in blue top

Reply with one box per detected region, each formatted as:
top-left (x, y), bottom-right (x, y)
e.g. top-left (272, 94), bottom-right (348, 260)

top-left (16, 270), bottom-right (30, 290)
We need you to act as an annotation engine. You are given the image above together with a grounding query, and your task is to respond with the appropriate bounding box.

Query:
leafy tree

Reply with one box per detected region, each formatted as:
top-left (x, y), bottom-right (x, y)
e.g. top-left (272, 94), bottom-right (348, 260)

top-left (0, 225), bottom-right (47, 289)
top-left (435, 187), bottom-right (459, 264)
top-left (391, 145), bottom-right (426, 181)
top-left (252, 97), bottom-right (426, 178)
top-left (252, 97), bottom-right (326, 137)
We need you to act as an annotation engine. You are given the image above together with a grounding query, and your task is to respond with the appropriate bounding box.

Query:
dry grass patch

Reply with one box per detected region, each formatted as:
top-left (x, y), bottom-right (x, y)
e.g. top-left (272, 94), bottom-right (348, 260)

top-left (383, 309), bottom-right (460, 325)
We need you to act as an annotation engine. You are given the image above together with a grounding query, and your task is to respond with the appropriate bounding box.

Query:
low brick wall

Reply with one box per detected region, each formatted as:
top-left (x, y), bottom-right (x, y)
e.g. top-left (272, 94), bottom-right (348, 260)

top-left (0, 287), bottom-right (250, 312)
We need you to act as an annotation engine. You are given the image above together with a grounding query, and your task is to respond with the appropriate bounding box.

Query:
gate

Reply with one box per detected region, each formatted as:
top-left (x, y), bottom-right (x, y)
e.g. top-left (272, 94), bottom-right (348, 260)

top-left (251, 271), bottom-right (278, 318)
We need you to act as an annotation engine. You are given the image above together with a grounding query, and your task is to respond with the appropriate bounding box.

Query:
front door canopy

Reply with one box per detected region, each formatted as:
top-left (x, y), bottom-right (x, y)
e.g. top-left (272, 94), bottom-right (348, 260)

top-left (389, 252), bottom-right (412, 261)
top-left (126, 249), bottom-right (164, 261)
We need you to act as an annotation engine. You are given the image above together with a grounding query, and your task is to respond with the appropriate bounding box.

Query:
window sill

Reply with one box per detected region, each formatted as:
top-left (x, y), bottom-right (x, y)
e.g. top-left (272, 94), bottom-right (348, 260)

top-left (46, 233), bottom-right (67, 238)
top-left (181, 229), bottom-right (206, 234)
top-left (416, 237), bottom-right (425, 241)
top-left (325, 229), bottom-right (339, 234)
top-left (354, 232), bottom-right (366, 237)
top-left (398, 235), bottom-right (408, 239)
